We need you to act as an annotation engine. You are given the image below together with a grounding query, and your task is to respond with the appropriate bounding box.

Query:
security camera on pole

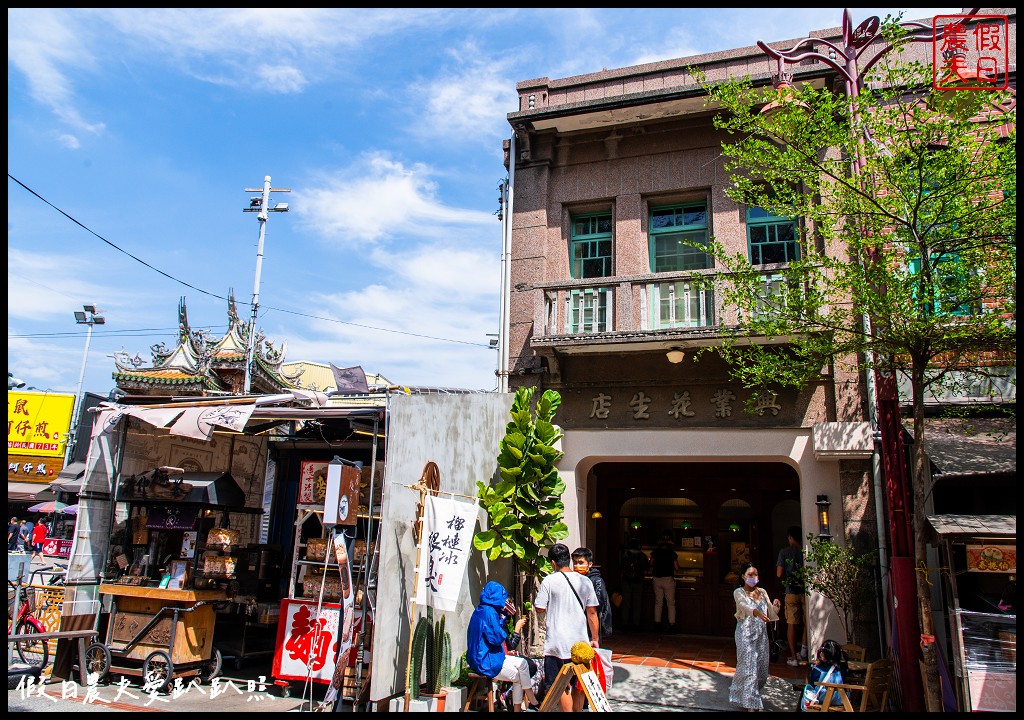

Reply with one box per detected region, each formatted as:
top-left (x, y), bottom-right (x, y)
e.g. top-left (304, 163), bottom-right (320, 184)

top-left (242, 176), bottom-right (290, 395)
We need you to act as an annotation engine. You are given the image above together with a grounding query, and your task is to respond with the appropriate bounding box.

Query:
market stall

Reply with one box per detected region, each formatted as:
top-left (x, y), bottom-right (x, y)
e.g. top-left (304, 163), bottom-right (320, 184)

top-left (927, 514), bottom-right (1016, 713)
top-left (88, 467), bottom-right (263, 690)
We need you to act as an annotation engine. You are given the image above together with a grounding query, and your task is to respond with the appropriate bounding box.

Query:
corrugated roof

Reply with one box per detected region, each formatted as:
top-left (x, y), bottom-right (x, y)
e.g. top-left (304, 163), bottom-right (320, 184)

top-left (916, 417), bottom-right (1016, 478)
top-left (927, 514), bottom-right (1016, 539)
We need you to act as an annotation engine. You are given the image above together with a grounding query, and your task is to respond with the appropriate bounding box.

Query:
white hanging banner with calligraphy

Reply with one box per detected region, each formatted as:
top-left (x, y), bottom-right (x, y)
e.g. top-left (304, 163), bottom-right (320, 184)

top-left (414, 494), bottom-right (478, 611)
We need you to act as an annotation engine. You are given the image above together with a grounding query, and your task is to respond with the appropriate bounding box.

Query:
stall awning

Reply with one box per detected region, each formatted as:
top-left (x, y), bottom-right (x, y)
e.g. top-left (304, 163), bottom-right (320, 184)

top-left (56, 462), bottom-right (87, 485)
top-left (927, 514), bottom-right (1016, 543)
top-left (7, 481), bottom-right (54, 502)
top-left (116, 470), bottom-right (261, 513)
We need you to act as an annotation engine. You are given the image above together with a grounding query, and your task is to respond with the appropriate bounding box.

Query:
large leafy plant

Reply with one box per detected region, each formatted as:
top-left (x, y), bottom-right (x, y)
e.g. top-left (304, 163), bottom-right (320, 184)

top-left (473, 386), bottom-right (568, 575)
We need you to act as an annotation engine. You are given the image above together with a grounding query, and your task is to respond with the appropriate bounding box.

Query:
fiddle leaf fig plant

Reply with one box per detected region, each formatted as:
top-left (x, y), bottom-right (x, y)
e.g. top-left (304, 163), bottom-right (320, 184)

top-left (473, 386), bottom-right (568, 576)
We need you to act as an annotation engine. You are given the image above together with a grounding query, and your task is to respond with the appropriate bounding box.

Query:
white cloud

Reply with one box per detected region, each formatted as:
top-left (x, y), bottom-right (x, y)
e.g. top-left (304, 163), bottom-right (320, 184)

top-left (268, 238), bottom-right (500, 390)
top-left (7, 8), bottom-right (106, 135)
top-left (297, 153), bottom-right (493, 245)
top-left (257, 65), bottom-right (308, 94)
top-left (409, 41), bottom-right (518, 143)
top-left (56, 133), bottom-right (80, 149)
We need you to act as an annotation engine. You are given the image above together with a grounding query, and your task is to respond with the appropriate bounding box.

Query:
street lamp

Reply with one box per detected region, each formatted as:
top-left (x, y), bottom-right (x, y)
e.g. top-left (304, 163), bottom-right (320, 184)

top-left (66, 304), bottom-right (105, 466)
top-left (242, 176), bottom-right (290, 395)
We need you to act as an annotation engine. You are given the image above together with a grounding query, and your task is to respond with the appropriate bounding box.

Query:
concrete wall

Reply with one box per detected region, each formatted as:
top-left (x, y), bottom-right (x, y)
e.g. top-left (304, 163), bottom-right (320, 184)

top-left (370, 392), bottom-right (514, 705)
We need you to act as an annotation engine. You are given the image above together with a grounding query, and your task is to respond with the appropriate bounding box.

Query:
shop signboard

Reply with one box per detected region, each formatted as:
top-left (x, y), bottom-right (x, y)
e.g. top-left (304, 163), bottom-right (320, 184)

top-left (42, 537), bottom-right (73, 558)
top-left (7, 391), bottom-right (75, 458)
top-left (273, 598), bottom-right (343, 683)
top-left (966, 544), bottom-right (1016, 573)
top-left (298, 460), bottom-right (329, 506)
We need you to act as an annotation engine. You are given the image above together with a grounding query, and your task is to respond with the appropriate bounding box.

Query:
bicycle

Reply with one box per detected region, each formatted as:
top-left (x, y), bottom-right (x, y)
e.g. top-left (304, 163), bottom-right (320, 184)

top-left (8, 580), bottom-right (50, 670)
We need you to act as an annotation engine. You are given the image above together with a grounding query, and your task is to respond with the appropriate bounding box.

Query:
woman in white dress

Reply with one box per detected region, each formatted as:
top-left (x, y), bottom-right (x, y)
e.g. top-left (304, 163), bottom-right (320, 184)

top-left (729, 562), bottom-right (781, 711)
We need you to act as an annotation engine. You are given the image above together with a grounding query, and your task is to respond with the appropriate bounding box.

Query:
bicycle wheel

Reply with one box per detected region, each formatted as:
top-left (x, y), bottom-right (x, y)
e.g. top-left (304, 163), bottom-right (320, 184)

top-left (142, 650), bottom-right (173, 693)
top-left (198, 647), bottom-right (222, 684)
top-left (84, 642), bottom-right (112, 684)
top-left (14, 619), bottom-right (50, 669)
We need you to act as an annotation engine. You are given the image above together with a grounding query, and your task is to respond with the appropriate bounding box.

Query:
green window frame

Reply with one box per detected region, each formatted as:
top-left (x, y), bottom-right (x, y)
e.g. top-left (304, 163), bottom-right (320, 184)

top-left (746, 206), bottom-right (800, 265)
top-left (571, 213), bottom-right (613, 279)
top-left (648, 203), bottom-right (710, 272)
top-left (907, 253), bottom-right (977, 317)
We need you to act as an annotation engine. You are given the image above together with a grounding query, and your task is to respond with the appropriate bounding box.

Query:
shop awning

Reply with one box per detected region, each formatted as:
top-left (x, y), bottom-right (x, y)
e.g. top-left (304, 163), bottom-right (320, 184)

top-left (7, 481), bottom-right (55, 502)
top-left (56, 462), bottom-right (87, 485)
top-left (927, 514), bottom-right (1016, 543)
top-left (116, 470), bottom-right (261, 513)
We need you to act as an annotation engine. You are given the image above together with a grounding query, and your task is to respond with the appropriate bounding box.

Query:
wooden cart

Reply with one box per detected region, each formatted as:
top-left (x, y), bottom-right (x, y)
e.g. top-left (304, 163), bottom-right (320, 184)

top-left (84, 584), bottom-right (228, 692)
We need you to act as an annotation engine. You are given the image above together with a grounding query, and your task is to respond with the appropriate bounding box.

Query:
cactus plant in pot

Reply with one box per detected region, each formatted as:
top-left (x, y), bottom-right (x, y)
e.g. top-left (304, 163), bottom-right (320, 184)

top-left (407, 611), bottom-right (451, 711)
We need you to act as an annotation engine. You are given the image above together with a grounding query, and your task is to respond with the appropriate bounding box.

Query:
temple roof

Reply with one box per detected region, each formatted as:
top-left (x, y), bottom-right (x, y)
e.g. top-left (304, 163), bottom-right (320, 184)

top-left (113, 291), bottom-right (300, 396)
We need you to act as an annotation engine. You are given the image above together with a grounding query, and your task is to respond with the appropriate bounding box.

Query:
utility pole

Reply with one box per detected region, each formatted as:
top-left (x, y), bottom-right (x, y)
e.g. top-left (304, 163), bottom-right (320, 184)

top-left (242, 176), bottom-right (290, 395)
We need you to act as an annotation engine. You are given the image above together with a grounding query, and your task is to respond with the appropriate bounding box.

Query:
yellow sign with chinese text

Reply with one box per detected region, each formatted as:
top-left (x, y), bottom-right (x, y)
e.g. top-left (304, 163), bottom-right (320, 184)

top-left (7, 391), bottom-right (76, 458)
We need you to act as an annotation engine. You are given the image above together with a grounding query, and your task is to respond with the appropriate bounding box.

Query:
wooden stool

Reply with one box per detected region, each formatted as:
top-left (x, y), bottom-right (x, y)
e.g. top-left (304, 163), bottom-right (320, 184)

top-left (465, 673), bottom-right (496, 712)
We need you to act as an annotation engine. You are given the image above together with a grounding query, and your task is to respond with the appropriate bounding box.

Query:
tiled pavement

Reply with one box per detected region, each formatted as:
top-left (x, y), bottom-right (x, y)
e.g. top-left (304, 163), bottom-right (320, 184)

top-left (604, 630), bottom-right (807, 684)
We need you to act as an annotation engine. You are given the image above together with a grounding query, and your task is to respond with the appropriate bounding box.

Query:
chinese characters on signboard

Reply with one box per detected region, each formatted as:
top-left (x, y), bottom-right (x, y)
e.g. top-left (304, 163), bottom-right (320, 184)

top-left (7, 391), bottom-right (76, 456)
top-left (587, 389), bottom-right (781, 421)
top-left (414, 495), bottom-right (478, 611)
top-left (932, 14), bottom-right (1009, 90)
top-left (273, 599), bottom-right (342, 683)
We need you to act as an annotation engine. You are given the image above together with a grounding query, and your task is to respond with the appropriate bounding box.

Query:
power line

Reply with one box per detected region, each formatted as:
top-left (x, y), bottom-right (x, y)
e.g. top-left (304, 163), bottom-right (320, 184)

top-left (8, 173), bottom-right (493, 349)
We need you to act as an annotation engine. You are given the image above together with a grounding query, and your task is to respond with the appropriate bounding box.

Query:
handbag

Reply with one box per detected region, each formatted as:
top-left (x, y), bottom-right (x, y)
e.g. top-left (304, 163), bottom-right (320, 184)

top-left (800, 664), bottom-right (840, 711)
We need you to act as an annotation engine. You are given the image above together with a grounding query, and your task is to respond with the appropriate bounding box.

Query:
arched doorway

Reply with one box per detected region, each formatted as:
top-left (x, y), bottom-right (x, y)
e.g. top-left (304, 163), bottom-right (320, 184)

top-left (589, 460), bottom-right (800, 636)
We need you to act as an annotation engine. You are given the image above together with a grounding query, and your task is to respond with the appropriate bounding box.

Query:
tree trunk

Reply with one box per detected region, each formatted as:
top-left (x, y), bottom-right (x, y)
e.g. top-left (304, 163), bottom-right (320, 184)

top-left (911, 367), bottom-right (943, 712)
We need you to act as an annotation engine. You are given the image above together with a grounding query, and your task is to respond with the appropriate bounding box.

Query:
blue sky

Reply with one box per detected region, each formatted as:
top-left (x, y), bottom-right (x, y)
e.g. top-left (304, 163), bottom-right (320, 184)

top-left (8, 8), bottom-right (958, 398)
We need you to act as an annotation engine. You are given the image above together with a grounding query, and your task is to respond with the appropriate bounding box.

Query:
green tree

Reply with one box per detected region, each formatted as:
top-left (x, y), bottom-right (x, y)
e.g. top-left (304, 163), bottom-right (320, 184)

top-left (693, 21), bottom-right (1015, 710)
top-left (473, 386), bottom-right (568, 648)
top-left (795, 536), bottom-right (877, 645)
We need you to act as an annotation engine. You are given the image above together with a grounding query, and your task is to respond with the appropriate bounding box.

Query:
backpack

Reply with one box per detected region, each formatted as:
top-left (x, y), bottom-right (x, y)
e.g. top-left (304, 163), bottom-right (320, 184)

top-left (622, 549), bottom-right (648, 583)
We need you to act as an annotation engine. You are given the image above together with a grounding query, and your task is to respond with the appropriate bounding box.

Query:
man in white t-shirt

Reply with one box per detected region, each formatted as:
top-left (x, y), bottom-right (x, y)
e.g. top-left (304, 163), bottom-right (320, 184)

top-left (535, 542), bottom-right (599, 712)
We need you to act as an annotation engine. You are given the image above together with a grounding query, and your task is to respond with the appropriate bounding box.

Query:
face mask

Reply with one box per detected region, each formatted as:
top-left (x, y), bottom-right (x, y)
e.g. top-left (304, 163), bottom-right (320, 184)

top-left (744, 576), bottom-right (758, 587)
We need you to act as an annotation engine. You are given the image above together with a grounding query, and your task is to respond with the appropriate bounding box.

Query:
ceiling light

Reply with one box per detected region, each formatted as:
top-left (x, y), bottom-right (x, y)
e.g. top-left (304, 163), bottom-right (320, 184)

top-left (666, 347), bottom-right (686, 364)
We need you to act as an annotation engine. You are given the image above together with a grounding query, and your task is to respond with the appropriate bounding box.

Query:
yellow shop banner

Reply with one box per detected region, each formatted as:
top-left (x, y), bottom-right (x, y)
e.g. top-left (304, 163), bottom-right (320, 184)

top-left (7, 390), bottom-right (76, 458)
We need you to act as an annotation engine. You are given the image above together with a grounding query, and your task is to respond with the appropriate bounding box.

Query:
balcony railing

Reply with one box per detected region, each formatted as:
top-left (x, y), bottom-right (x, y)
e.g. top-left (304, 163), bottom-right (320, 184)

top-left (536, 271), bottom-right (717, 339)
top-left (533, 268), bottom-right (798, 343)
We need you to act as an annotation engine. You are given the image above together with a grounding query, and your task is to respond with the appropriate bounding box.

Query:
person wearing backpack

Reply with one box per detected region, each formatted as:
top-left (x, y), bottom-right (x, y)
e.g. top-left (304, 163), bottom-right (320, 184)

top-left (619, 536), bottom-right (648, 631)
top-left (572, 546), bottom-right (613, 640)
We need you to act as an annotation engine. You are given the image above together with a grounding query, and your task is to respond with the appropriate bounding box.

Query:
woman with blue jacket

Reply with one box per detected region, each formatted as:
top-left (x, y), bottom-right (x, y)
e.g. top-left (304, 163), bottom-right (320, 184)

top-left (467, 581), bottom-right (539, 712)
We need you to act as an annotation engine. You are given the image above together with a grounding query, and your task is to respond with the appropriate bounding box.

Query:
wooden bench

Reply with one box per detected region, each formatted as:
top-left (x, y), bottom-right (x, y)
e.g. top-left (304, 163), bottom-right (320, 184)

top-left (7, 630), bottom-right (99, 687)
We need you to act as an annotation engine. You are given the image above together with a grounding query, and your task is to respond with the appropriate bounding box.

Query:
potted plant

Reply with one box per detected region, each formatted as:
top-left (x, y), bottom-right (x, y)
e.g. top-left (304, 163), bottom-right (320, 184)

top-left (407, 611), bottom-right (451, 711)
top-left (795, 535), bottom-right (877, 645)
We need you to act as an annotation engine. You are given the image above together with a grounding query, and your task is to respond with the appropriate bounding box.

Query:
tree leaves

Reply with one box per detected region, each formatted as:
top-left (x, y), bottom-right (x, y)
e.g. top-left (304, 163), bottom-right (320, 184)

top-left (474, 386), bottom-right (567, 579)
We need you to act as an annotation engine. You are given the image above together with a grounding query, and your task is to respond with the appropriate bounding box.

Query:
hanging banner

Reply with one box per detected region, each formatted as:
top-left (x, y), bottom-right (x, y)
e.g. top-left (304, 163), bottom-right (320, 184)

top-left (323, 532), bottom-right (357, 706)
top-left (413, 494), bottom-right (478, 611)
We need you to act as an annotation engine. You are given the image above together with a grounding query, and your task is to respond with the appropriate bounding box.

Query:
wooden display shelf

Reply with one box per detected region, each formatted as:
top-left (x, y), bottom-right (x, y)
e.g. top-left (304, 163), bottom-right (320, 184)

top-left (99, 584), bottom-right (228, 602)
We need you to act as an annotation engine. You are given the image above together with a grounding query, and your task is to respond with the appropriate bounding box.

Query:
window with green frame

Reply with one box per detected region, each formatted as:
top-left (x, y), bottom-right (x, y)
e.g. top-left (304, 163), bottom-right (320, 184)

top-left (648, 203), bottom-right (710, 272)
top-left (571, 213), bottom-right (613, 279)
top-left (907, 253), bottom-right (977, 316)
top-left (746, 206), bottom-right (799, 265)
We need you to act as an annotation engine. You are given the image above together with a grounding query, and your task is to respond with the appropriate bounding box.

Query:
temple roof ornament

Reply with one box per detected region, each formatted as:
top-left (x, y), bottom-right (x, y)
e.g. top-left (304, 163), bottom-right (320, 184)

top-left (112, 292), bottom-right (298, 396)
